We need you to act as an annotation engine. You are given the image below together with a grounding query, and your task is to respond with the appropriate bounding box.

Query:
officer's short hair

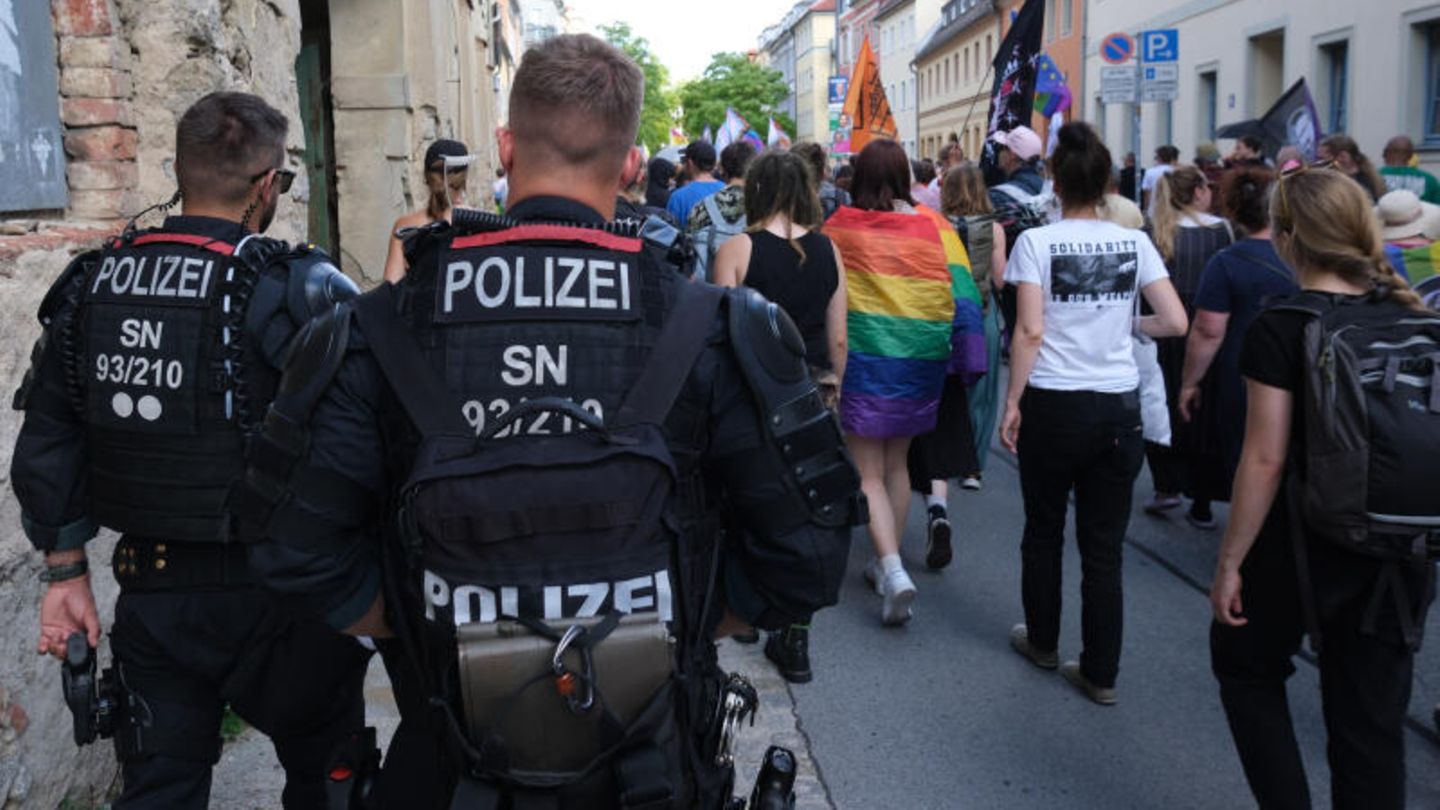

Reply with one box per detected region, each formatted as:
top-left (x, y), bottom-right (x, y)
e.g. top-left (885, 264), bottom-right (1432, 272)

top-left (508, 34), bottom-right (642, 175)
top-left (175, 92), bottom-right (288, 207)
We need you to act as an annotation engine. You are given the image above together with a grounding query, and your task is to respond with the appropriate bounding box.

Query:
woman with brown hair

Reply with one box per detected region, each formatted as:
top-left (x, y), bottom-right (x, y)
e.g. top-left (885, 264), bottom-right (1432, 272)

top-left (1209, 166), bottom-right (1437, 810)
top-left (1143, 165), bottom-right (1234, 528)
top-left (1318, 133), bottom-right (1386, 201)
top-left (1001, 122), bottom-right (1187, 704)
top-left (824, 139), bottom-right (981, 626)
top-left (712, 148), bottom-right (848, 682)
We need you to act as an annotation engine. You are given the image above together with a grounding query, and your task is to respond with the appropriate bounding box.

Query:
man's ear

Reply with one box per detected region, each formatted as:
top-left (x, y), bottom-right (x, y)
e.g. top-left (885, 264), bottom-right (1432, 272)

top-left (622, 146), bottom-right (643, 187)
top-left (497, 126), bottom-right (516, 175)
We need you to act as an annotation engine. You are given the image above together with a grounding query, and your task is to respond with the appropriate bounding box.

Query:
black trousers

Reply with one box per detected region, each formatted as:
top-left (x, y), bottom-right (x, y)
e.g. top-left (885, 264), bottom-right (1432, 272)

top-left (109, 585), bottom-right (372, 809)
top-left (1017, 387), bottom-right (1144, 688)
top-left (1210, 526), bottom-right (1434, 810)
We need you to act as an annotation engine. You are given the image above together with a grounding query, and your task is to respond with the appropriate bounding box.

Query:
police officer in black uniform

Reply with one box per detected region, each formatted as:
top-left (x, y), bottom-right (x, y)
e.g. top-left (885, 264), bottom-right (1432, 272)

top-left (241, 35), bottom-right (859, 809)
top-left (11, 91), bottom-right (371, 808)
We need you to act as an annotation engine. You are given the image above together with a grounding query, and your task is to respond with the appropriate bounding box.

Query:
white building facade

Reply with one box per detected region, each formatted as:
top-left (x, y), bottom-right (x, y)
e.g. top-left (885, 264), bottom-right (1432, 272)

top-left (1083, 0), bottom-right (1440, 174)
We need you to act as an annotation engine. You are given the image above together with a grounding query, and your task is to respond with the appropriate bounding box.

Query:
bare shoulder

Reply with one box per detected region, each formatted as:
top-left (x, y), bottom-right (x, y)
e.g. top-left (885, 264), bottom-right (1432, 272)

top-left (392, 209), bottom-right (431, 232)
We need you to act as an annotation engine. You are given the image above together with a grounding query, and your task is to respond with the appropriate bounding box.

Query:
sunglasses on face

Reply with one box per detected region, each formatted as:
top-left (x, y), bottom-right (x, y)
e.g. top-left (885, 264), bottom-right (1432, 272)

top-left (249, 167), bottom-right (296, 194)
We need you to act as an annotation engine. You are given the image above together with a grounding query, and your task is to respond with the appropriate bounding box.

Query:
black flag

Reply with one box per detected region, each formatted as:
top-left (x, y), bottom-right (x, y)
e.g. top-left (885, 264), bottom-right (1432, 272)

top-left (981, 0), bottom-right (1045, 184)
top-left (1216, 79), bottom-right (1323, 163)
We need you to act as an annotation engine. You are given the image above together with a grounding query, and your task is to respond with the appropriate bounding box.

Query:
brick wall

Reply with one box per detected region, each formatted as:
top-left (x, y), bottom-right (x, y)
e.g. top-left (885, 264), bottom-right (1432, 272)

top-left (52, 0), bottom-right (137, 224)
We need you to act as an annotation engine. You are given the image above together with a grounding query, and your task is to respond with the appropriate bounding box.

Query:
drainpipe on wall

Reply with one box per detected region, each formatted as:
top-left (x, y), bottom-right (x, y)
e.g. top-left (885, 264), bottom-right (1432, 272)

top-left (910, 58), bottom-right (919, 157)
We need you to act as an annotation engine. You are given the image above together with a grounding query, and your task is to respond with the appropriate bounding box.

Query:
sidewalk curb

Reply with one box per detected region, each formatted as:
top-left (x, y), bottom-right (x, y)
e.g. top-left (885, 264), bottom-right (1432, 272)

top-left (718, 638), bottom-right (836, 810)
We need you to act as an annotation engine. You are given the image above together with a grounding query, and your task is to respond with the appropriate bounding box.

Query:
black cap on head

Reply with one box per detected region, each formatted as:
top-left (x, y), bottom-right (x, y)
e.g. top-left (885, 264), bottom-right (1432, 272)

top-left (681, 140), bottom-right (717, 171)
top-left (424, 139), bottom-right (469, 172)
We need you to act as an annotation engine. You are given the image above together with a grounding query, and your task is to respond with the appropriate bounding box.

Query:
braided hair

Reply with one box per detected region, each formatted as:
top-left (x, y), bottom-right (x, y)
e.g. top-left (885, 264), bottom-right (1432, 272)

top-left (1271, 167), bottom-right (1430, 312)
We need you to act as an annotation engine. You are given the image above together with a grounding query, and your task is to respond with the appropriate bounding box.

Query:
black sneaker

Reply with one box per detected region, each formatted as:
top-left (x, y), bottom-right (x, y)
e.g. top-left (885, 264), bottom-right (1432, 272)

top-left (730, 628), bottom-right (760, 644)
top-left (764, 625), bottom-right (813, 684)
top-left (1186, 502), bottom-right (1217, 531)
top-left (925, 505), bottom-right (953, 570)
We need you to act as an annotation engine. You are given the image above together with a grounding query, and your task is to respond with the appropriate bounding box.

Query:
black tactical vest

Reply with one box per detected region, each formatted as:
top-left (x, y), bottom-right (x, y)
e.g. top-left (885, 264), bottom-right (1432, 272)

top-left (74, 230), bottom-right (274, 542)
top-left (404, 221), bottom-right (673, 445)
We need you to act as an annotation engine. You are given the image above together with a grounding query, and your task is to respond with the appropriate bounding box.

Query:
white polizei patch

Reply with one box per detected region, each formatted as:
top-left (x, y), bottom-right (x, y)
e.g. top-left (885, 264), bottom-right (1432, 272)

top-left (424, 569), bottom-right (674, 625)
top-left (441, 253), bottom-right (632, 315)
top-left (91, 254), bottom-right (214, 299)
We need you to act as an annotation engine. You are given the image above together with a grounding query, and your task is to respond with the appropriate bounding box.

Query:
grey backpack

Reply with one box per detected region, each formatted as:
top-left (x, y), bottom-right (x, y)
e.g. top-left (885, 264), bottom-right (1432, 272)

top-left (690, 194), bottom-right (745, 282)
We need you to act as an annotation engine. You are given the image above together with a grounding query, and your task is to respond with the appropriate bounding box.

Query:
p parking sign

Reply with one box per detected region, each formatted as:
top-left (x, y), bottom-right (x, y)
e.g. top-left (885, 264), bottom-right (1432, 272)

top-left (1140, 29), bottom-right (1178, 63)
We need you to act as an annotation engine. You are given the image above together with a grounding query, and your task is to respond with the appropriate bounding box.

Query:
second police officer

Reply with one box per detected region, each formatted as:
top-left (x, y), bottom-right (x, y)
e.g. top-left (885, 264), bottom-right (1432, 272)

top-left (11, 92), bottom-right (372, 808)
top-left (240, 34), bottom-right (862, 809)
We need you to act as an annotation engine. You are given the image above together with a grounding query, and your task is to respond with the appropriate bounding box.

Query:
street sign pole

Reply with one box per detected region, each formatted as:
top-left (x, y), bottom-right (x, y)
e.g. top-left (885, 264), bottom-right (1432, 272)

top-left (1132, 104), bottom-right (1142, 203)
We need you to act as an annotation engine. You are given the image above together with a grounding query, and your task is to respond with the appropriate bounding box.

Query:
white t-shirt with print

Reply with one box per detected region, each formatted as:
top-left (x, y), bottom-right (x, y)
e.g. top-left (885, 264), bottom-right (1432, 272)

top-left (1005, 219), bottom-right (1170, 393)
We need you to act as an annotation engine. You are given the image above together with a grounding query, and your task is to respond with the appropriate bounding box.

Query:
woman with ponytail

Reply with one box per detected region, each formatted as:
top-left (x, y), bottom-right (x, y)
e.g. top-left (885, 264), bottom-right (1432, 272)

top-left (384, 139), bottom-right (472, 282)
top-left (1209, 167), bottom-right (1436, 810)
top-left (1142, 165), bottom-right (1234, 528)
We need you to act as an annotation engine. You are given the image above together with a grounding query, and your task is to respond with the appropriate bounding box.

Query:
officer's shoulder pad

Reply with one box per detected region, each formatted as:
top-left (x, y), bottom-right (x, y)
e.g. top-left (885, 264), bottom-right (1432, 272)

top-left (38, 249), bottom-right (101, 324)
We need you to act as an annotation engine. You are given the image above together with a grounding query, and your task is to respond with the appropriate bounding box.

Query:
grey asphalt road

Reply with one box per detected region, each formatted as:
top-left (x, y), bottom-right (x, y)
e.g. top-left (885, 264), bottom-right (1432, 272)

top-left (791, 445), bottom-right (1440, 810)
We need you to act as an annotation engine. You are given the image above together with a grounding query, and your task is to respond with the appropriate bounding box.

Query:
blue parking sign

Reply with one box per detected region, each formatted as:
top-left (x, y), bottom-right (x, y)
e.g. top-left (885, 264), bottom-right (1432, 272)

top-left (1140, 29), bottom-right (1178, 62)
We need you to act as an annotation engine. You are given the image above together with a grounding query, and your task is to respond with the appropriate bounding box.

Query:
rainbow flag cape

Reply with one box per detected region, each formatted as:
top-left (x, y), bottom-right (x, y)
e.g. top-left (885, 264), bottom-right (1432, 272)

top-left (1387, 242), bottom-right (1439, 286)
top-left (823, 206), bottom-right (984, 438)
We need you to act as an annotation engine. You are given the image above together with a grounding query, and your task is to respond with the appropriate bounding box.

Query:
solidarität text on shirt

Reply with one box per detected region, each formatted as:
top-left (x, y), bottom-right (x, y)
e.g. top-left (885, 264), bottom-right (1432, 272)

top-left (1005, 219), bottom-right (1169, 393)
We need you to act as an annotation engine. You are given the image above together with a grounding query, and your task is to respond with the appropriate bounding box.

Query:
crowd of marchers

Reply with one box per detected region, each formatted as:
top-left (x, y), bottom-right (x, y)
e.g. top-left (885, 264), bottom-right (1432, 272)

top-left (11, 30), bottom-right (1440, 810)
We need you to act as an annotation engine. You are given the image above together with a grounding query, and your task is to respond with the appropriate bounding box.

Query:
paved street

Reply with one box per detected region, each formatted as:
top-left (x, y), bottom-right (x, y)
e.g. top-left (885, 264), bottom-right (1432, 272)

top-left (792, 445), bottom-right (1440, 809)
top-left (215, 440), bottom-right (1440, 809)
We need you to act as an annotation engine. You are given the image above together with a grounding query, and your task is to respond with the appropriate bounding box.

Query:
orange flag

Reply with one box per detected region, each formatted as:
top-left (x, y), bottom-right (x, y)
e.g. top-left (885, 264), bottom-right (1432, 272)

top-left (843, 36), bottom-right (897, 152)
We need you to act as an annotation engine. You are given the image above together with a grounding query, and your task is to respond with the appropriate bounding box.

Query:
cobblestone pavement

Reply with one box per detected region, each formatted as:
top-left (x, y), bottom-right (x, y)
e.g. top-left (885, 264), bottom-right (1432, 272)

top-left (212, 637), bottom-right (832, 809)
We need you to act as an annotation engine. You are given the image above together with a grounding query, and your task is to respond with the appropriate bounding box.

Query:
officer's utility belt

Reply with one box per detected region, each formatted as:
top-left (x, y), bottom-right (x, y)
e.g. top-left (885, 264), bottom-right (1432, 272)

top-left (112, 538), bottom-right (252, 591)
top-left (455, 612), bottom-right (675, 775)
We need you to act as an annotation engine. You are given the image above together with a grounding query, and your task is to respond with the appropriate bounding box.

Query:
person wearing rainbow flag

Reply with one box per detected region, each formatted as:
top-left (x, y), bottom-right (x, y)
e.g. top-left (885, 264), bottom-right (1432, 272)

top-left (824, 140), bottom-right (986, 627)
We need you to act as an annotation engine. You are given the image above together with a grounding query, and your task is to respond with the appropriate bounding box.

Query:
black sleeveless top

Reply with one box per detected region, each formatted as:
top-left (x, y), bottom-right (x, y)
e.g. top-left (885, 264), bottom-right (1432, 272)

top-left (744, 230), bottom-right (839, 369)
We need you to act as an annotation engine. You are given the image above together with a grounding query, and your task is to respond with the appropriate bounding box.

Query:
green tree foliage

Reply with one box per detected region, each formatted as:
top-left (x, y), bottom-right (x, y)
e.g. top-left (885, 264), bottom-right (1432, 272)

top-left (601, 22), bottom-right (677, 153)
top-left (678, 53), bottom-right (795, 141)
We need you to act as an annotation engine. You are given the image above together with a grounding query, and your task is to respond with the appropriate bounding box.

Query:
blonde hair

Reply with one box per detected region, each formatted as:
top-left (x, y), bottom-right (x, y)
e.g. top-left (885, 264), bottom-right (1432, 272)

top-left (940, 164), bottom-right (993, 218)
top-left (1150, 165), bottom-right (1207, 263)
top-left (1271, 167), bottom-right (1429, 311)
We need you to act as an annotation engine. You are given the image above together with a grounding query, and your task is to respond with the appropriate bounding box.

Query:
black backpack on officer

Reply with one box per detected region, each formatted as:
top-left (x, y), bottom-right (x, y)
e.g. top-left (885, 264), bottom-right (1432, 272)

top-left (351, 273), bottom-right (727, 809)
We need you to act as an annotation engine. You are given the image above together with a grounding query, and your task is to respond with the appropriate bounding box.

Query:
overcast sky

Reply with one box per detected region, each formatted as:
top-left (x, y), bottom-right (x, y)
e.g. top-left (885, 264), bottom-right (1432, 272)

top-left (564, 0), bottom-right (784, 82)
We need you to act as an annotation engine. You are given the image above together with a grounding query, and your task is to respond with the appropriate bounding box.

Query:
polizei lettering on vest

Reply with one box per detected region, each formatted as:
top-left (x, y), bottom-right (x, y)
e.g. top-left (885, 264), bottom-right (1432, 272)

top-left (91, 253), bottom-right (215, 300)
top-left (435, 245), bottom-right (640, 323)
top-left (423, 569), bottom-right (674, 625)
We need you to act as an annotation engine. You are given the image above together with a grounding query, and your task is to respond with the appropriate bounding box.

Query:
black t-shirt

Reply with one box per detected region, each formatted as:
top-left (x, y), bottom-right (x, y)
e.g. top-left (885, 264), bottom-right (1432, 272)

top-left (743, 230), bottom-right (839, 370)
top-left (1240, 296), bottom-right (1434, 643)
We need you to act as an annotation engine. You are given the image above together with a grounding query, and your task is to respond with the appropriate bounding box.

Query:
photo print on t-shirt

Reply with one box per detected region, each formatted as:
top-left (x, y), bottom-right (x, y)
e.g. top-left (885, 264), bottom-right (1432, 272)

top-left (1050, 247), bottom-right (1138, 306)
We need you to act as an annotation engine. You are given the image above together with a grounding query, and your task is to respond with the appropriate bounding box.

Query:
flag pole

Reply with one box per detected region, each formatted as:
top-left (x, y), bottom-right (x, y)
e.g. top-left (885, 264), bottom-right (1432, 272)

top-left (957, 61), bottom-right (996, 154)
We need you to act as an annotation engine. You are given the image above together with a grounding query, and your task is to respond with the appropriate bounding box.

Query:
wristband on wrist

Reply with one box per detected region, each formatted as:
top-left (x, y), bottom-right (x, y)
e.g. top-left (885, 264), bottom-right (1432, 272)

top-left (40, 560), bottom-right (88, 583)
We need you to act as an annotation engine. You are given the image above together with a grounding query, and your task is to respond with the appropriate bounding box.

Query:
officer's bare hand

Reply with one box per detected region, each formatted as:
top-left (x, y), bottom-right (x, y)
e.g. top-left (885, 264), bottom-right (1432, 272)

top-left (38, 576), bottom-right (101, 658)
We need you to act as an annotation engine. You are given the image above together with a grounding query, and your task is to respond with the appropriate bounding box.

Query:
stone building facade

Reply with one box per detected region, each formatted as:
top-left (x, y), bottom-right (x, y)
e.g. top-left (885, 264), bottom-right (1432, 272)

top-left (0, 0), bottom-right (505, 805)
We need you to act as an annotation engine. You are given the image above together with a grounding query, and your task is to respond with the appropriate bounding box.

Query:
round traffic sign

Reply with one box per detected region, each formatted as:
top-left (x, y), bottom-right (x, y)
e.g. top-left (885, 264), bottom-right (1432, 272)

top-left (1101, 33), bottom-right (1135, 65)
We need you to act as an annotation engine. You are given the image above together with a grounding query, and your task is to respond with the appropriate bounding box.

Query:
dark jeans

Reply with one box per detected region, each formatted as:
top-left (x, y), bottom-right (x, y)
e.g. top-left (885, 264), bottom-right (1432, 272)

top-left (1210, 526), bottom-right (1433, 810)
top-left (110, 586), bottom-right (372, 809)
top-left (1017, 387), bottom-right (1144, 688)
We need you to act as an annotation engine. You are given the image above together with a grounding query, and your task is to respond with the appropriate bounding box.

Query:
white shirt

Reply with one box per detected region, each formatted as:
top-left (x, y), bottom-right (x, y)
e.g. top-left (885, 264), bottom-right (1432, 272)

top-left (1005, 219), bottom-right (1170, 393)
top-left (1140, 164), bottom-right (1173, 194)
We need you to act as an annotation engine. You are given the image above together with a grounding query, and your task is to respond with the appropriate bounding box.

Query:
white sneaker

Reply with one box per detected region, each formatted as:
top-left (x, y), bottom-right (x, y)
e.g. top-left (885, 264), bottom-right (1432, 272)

top-left (863, 558), bottom-right (884, 596)
top-left (880, 568), bottom-right (916, 626)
